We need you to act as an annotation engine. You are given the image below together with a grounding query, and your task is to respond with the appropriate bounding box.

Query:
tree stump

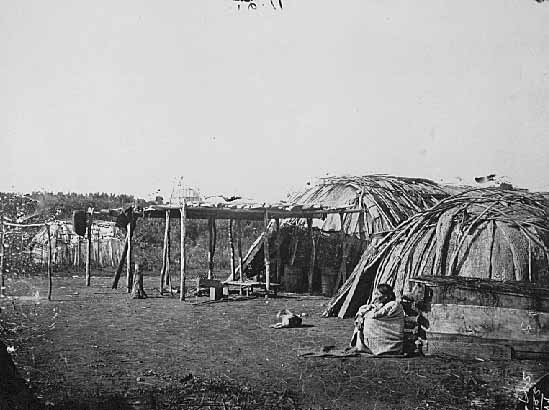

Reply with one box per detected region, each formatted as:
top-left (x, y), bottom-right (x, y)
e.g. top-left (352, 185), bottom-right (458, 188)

top-left (131, 263), bottom-right (147, 299)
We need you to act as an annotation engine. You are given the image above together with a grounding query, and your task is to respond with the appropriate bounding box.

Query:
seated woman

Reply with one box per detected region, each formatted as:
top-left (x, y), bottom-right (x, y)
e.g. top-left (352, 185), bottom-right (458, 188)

top-left (350, 283), bottom-right (404, 355)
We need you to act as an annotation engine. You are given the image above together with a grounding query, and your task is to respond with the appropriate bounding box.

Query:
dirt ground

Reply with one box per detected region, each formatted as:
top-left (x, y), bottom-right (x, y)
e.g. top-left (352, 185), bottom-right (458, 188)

top-left (1, 270), bottom-right (548, 410)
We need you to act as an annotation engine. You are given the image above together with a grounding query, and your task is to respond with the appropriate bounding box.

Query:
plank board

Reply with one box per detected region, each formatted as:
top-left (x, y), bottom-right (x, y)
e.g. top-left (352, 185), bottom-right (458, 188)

top-left (196, 278), bottom-right (223, 289)
top-left (430, 286), bottom-right (549, 313)
top-left (424, 338), bottom-right (512, 360)
top-left (425, 304), bottom-right (549, 342)
top-left (424, 332), bottom-right (549, 360)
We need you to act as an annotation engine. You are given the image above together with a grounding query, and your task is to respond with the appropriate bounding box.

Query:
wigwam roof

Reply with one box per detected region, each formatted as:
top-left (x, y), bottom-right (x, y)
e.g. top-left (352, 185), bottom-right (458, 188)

top-left (324, 188), bottom-right (549, 318)
top-left (288, 174), bottom-right (449, 236)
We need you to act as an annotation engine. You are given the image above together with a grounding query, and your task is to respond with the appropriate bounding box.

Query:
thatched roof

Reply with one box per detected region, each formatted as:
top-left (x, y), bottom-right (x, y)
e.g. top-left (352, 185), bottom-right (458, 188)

top-left (289, 175), bottom-right (448, 237)
top-left (324, 188), bottom-right (549, 318)
top-left (440, 184), bottom-right (474, 196)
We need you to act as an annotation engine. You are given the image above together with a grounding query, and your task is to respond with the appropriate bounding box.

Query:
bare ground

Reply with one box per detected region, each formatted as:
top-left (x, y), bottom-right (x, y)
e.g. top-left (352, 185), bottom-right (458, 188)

top-left (1, 270), bottom-right (547, 410)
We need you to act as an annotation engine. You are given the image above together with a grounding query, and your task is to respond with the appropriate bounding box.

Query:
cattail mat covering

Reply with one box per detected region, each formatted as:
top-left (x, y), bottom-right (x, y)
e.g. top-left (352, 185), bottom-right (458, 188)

top-left (289, 174), bottom-right (449, 236)
top-left (324, 188), bottom-right (549, 318)
top-left (29, 220), bottom-right (125, 268)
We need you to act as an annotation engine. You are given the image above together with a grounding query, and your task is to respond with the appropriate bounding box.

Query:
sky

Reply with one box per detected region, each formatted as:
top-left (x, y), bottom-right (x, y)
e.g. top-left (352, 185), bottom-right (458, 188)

top-left (2, 0), bottom-right (549, 202)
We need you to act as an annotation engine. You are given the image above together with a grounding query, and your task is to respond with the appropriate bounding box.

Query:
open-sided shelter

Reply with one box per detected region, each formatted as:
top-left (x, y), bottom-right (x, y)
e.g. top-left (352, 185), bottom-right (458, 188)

top-left (226, 175), bottom-right (449, 295)
top-left (104, 198), bottom-right (353, 299)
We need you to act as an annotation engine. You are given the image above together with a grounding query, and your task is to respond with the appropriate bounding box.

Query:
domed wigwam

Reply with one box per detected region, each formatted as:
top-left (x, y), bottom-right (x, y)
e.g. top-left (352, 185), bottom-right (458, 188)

top-left (324, 187), bottom-right (549, 358)
top-left (325, 187), bottom-right (549, 318)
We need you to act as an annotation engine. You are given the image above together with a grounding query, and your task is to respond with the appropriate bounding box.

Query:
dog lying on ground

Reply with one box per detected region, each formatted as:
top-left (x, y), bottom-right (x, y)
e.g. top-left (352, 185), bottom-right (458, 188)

top-left (270, 309), bottom-right (303, 328)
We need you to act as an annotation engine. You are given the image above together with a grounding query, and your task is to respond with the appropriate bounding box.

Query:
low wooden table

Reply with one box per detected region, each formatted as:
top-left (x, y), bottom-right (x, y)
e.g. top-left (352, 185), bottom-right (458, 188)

top-left (222, 280), bottom-right (280, 296)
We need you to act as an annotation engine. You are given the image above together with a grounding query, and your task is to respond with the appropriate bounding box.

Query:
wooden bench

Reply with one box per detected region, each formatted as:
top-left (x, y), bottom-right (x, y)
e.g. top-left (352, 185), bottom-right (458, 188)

top-left (222, 280), bottom-right (281, 296)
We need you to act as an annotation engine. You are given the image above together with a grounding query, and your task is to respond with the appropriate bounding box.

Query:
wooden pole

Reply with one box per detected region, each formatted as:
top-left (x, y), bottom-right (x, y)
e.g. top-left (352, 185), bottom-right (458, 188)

top-left (112, 236), bottom-right (129, 289)
top-left (65, 234), bottom-right (70, 266)
top-left (264, 211), bottom-right (271, 293)
top-left (165, 221), bottom-right (171, 288)
top-left (336, 212), bottom-right (347, 290)
top-left (358, 188), bottom-right (366, 242)
top-left (96, 229), bottom-right (101, 269)
top-left (20, 230), bottom-right (24, 264)
top-left (47, 224), bottom-right (52, 301)
top-left (159, 241), bottom-right (165, 296)
top-left (213, 218), bottom-right (216, 275)
top-left (160, 210), bottom-right (170, 295)
top-left (110, 239), bottom-right (115, 267)
top-left (27, 231), bottom-right (32, 265)
top-left (69, 235), bottom-right (78, 267)
top-left (237, 220), bottom-right (244, 295)
top-left (86, 212), bottom-right (92, 286)
top-left (275, 218), bottom-right (282, 284)
top-left (76, 238), bottom-right (80, 269)
top-left (126, 216), bottom-right (133, 293)
top-left (131, 262), bottom-right (147, 299)
top-left (0, 209), bottom-right (5, 298)
top-left (208, 217), bottom-right (213, 279)
top-left (307, 218), bottom-right (316, 295)
top-left (72, 237), bottom-right (76, 267)
top-left (6, 232), bottom-right (11, 272)
top-left (207, 217), bottom-right (216, 279)
top-left (51, 226), bottom-right (56, 266)
top-left (228, 219), bottom-right (235, 280)
top-left (180, 204), bottom-right (186, 301)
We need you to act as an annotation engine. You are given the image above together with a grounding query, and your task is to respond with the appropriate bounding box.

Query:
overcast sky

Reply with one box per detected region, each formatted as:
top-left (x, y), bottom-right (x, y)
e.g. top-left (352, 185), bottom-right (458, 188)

top-left (2, 0), bottom-right (549, 201)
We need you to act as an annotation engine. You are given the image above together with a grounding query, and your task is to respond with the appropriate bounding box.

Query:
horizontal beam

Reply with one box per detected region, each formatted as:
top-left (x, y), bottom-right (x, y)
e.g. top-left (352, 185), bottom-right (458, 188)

top-left (411, 275), bottom-right (549, 295)
top-left (143, 206), bottom-right (360, 221)
top-left (85, 205), bottom-right (362, 221)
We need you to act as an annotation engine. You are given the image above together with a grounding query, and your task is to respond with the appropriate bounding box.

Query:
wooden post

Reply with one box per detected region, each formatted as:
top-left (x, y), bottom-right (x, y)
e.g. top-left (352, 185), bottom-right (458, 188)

top-left (47, 224), bottom-right (52, 301)
top-left (96, 229), bottom-right (101, 269)
top-left (126, 216), bottom-right (133, 293)
top-left (264, 211), bottom-right (271, 293)
top-left (27, 231), bottom-right (32, 265)
top-left (160, 210), bottom-right (170, 295)
top-left (336, 212), bottom-right (347, 290)
top-left (50, 225), bottom-right (55, 266)
top-left (65, 234), bottom-right (70, 266)
top-left (237, 219), bottom-right (244, 295)
top-left (110, 239), bottom-right (115, 267)
top-left (228, 219), bottom-right (235, 280)
top-left (112, 235), bottom-right (130, 289)
top-left (53, 227), bottom-right (58, 267)
top-left (6, 231), bottom-right (11, 271)
top-left (180, 204), bottom-right (186, 301)
top-left (307, 218), bottom-right (316, 295)
top-left (275, 218), bottom-right (282, 284)
top-left (66, 233), bottom-right (72, 267)
top-left (0, 209), bottom-right (5, 298)
top-left (75, 238), bottom-right (80, 269)
top-left (86, 212), bottom-right (92, 286)
top-left (131, 262), bottom-right (147, 299)
top-left (208, 217), bottom-right (213, 279)
top-left (165, 221), bottom-right (171, 289)
top-left (207, 217), bottom-right (216, 279)
top-left (358, 189), bottom-right (366, 242)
